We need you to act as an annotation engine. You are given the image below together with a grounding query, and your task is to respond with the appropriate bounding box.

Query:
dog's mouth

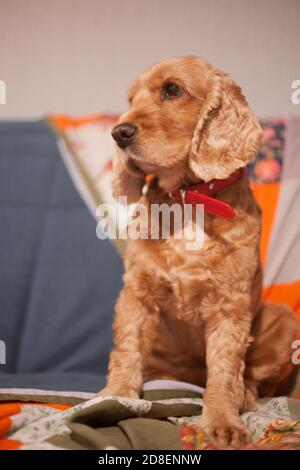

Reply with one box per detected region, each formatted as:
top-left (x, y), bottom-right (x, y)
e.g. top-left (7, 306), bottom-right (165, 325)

top-left (123, 153), bottom-right (163, 177)
top-left (123, 148), bottom-right (172, 177)
top-left (123, 156), bottom-right (144, 177)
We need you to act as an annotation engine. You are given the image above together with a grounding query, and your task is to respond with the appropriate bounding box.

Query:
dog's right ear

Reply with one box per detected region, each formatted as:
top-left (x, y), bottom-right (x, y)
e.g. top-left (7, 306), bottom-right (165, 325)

top-left (111, 147), bottom-right (145, 204)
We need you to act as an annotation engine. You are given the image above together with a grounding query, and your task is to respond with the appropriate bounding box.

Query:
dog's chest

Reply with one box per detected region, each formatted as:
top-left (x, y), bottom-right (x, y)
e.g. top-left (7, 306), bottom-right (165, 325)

top-left (163, 227), bottom-right (215, 273)
top-left (166, 227), bottom-right (210, 257)
top-left (156, 232), bottom-right (217, 309)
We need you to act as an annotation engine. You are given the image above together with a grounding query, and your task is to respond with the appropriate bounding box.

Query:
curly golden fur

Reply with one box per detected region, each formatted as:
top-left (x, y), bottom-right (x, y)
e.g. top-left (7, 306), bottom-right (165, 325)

top-left (99, 56), bottom-right (299, 446)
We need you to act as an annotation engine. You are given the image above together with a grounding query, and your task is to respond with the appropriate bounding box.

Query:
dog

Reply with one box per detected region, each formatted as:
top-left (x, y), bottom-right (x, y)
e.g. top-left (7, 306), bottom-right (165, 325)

top-left (98, 56), bottom-right (299, 446)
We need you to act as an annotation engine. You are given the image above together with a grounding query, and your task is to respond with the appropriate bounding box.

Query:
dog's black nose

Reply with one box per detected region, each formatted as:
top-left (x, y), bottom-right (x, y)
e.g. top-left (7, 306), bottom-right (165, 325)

top-left (111, 123), bottom-right (137, 148)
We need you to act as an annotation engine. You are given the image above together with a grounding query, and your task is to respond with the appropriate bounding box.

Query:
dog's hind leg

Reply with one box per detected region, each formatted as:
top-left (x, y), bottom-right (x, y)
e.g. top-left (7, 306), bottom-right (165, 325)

top-left (245, 301), bottom-right (300, 399)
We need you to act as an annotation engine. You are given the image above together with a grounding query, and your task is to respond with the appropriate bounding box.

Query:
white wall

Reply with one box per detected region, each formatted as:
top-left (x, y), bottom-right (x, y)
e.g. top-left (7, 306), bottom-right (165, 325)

top-left (0, 0), bottom-right (299, 118)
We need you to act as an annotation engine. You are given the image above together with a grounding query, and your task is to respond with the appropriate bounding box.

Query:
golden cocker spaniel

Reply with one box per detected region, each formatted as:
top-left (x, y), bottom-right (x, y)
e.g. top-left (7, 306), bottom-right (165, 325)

top-left (99, 56), bottom-right (299, 446)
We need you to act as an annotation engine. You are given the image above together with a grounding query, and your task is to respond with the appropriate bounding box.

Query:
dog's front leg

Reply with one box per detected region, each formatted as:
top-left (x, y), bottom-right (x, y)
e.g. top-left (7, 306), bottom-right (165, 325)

top-left (98, 284), bottom-right (157, 399)
top-left (200, 302), bottom-right (252, 446)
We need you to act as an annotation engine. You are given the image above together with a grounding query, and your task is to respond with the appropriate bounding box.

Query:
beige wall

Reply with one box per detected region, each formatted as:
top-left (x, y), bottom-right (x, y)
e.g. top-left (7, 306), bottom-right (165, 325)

top-left (0, 0), bottom-right (299, 119)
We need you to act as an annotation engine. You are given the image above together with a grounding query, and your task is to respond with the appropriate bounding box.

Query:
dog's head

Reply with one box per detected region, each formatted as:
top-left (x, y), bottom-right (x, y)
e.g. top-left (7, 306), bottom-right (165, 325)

top-left (111, 56), bottom-right (262, 202)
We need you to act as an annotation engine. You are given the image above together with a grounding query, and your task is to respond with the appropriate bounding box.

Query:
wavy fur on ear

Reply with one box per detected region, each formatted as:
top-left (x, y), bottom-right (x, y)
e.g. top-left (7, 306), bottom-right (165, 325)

top-left (189, 71), bottom-right (262, 182)
top-left (111, 148), bottom-right (144, 204)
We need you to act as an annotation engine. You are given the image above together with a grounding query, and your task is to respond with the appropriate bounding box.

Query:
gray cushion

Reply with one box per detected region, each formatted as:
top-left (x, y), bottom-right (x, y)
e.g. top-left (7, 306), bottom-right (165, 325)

top-left (0, 120), bottom-right (123, 391)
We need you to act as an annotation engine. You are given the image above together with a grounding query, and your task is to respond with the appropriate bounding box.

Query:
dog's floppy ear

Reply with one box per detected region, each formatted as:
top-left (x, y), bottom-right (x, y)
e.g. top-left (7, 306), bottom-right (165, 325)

top-left (189, 71), bottom-right (262, 182)
top-left (111, 147), bottom-right (144, 204)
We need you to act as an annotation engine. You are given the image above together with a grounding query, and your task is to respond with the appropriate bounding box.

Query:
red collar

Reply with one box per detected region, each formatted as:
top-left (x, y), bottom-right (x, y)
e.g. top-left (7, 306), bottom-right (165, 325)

top-left (170, 168), bottom-right (245, 219)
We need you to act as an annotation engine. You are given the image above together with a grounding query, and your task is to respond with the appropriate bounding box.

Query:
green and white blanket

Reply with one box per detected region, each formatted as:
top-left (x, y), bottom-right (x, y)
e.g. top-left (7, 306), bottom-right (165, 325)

top-left (1, 388), bottom-right (300, 450)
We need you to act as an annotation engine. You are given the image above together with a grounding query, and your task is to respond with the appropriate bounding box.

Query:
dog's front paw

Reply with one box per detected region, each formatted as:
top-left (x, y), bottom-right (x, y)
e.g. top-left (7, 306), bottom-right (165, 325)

top-left (96, 385), bottom-right (140, 399)
top-left (200, 409), bottom-right (251, 447)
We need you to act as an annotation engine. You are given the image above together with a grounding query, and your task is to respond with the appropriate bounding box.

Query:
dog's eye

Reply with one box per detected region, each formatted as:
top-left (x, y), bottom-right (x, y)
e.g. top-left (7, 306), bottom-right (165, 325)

top-left (162, 82), bottom-right (182, 100)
